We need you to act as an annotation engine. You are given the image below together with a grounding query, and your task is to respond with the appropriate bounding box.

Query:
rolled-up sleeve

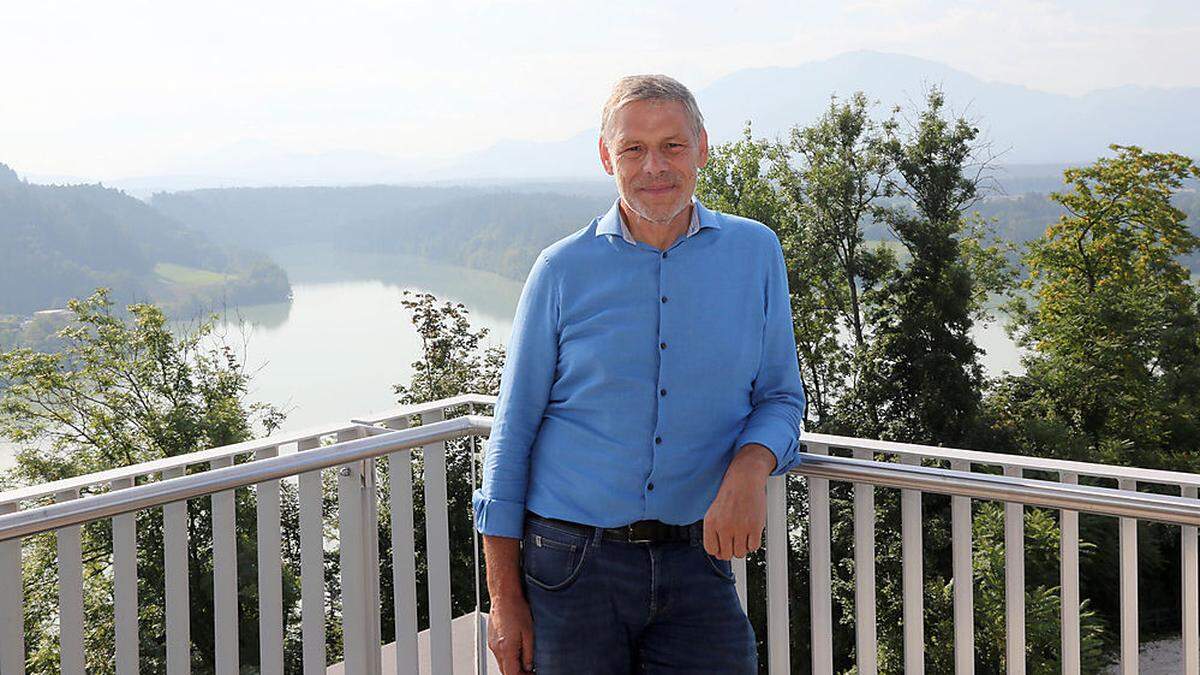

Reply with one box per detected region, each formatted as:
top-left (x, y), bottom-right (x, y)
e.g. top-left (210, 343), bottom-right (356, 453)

top-left (735, 233), bottom-right (806, 476)
top-left (472, 253), bottom-right (560, 538)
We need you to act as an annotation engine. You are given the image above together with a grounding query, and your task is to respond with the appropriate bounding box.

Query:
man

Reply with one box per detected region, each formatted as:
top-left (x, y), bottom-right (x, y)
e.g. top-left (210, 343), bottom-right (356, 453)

top-left (472, 74), bottom-right (805, 674)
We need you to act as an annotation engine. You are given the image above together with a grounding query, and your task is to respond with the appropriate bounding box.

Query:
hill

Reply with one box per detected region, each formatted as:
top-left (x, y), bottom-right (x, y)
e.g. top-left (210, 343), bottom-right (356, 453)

top-left (0, 163), bottom-right (290, 317)
top-left (151, 183), bottom-right (616, 280)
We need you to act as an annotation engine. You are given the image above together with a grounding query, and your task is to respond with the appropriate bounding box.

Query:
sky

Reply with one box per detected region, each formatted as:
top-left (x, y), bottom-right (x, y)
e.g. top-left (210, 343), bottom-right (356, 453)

top-left (3, 0), bottom-right (1198, 180)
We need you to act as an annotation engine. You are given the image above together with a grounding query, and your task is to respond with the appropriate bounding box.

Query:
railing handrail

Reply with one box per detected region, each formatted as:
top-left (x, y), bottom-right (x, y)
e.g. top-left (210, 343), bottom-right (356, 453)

top-left (806, 432), bottom-right (1200, 488)
top-left (793, 454), bottom-right (1200, 526)
top-left (0, 415), bottom-right (493, 542)
top-left (6, 418), bottom-right (1200, 542)
top-left (0, 393), bottom-right (497, 507)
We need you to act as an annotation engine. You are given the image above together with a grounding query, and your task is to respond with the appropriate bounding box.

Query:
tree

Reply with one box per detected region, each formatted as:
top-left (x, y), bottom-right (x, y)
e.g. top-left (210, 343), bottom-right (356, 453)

top-left (1001, 145), bottom-right (1200, 470)
top-left (843, 87), bottom-right (1009, 446)
top-left (0, 288), bottom-right (290, 673)
top-left (379, 291), bottom-right (504, 641)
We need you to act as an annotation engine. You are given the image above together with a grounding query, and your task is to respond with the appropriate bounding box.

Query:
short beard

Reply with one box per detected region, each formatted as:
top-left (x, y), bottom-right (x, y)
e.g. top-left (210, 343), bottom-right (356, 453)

top-left (621, 193), bottom-right (691, 226)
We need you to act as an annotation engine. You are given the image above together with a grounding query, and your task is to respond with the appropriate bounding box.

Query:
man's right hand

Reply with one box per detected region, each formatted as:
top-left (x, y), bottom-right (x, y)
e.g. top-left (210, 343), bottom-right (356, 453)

top-left (488, 595), bottom-right (535, 674)
top-left (482, 534), bottom-right (535, 673)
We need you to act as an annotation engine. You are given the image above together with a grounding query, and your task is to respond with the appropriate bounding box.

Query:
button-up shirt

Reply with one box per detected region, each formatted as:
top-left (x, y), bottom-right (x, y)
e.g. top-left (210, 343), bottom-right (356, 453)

top-left (472, 197), bottom-right (806, 539)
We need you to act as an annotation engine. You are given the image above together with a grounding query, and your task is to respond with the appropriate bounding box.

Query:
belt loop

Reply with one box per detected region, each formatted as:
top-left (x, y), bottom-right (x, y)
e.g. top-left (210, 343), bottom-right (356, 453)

top-left (591, 524), bottom-right (603, 548)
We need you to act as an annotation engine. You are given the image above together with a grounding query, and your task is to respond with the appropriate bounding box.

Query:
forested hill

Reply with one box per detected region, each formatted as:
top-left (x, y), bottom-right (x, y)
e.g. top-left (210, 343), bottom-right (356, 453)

top-left (151, 184), bottom-right (616, 281)
top-left (0, 163), bottom-right (290, 316)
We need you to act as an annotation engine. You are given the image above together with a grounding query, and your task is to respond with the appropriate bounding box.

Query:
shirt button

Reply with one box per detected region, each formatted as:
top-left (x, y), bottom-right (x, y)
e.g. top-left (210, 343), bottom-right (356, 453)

top-left (655, 436), bottom-right (662, 444)
top-left (661, 296), bottom-right (668, 303)
top-left (659, 388), bottom-right (667, 396)
top-left (648, 482), bottom-right (655, 491)
top-left (659, 342), bottom-right (667, 350)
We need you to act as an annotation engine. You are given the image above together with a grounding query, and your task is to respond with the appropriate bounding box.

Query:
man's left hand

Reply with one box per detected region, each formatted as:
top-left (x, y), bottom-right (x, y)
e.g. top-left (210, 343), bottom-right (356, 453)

top-left (702, 443), bottom-right (775, 560)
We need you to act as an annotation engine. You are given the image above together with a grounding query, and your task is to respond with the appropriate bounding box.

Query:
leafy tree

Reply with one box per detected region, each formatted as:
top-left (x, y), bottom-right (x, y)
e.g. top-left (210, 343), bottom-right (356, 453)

top-left (0, 289), bottom-right (292, 673)
top-left (1001, 145), bottom-right (1200, 470)
top-left (379, 291), bottom-right (504, 641)
top-left (843, 87), bottom-right (1009, 446)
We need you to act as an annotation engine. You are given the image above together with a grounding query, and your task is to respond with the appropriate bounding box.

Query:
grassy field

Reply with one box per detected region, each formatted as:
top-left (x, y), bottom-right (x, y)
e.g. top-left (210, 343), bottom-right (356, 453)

top-left (154, 262), bottom-right (235, 286)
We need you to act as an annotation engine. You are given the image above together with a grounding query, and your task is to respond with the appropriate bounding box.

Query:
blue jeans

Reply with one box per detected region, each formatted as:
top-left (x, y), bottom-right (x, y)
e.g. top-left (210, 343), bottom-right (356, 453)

top-left (520, 514), bottom-right (758, 674)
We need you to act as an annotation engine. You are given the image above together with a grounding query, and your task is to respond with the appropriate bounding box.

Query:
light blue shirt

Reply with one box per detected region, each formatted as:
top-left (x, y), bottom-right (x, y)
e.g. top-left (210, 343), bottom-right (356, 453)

top-left (472, 197), bottom-right (806, 539)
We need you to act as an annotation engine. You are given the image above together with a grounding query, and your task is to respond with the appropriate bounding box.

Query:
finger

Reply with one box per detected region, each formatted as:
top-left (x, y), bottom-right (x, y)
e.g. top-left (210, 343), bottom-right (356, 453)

top-left (500, 651), bottom-right (521, 675)
top-left (521, 626), bottom-right (535, 672)
top-left (749, 529), bottom-right (762, 553)
top-left (732, 532), bottom-right (748, 559)
top-left (704, 516), bottom-right (718, 556)
top-left (722, 532), bottom-right (736, 560)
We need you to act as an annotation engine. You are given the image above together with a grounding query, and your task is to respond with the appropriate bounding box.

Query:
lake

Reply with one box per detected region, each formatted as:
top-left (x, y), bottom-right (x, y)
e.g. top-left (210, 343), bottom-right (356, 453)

top-left (0, 244), bottom-right (1023, 470)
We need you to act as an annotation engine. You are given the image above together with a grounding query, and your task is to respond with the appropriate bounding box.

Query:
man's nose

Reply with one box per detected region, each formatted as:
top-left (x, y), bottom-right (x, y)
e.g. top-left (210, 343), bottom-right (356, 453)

top-left (643, 148), bottom-right (670, 174)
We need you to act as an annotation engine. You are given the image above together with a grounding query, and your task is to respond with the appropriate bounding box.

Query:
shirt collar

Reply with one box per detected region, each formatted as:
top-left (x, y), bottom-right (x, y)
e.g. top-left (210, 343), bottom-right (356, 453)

top-left (595, 195), bottom-right (720, 244)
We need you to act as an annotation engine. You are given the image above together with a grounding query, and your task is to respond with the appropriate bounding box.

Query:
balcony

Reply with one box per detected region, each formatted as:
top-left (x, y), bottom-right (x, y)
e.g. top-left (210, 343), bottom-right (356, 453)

top-left (2, 394), bottom-right (1199, 674)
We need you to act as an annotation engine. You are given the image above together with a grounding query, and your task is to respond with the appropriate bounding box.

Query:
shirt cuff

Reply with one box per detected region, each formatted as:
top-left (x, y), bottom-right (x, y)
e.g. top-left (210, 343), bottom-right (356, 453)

top-left (737, 429), bottom-right (802, 477)
top-left (472, 489), bottom-right (526, 539)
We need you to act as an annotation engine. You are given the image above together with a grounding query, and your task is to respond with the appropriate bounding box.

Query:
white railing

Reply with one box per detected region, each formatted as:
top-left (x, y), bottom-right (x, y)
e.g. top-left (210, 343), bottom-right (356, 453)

top-left (2, 394), bottom-right (1200, 674)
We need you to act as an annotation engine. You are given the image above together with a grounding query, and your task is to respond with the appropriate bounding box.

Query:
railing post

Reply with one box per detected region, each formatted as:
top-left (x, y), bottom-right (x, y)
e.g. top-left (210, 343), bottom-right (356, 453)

top-left (852, 448), bottom-right (877, 675)
top-left (1119, 478), bottom-right (1138, 675)
top-left (950, 459), bottom-right (974, 675)
top-left (469, 432), bottom-right (487, 675)
top-left (423, 408), bottom-right (455, 675)
top-left (0, 502), bottom-right (24, 675)
top-left (1060, 471), bottom-right (1081, 675)
top-left (807, 442), bottom-right (833, 675)
top-left (1184, 485), bottom-right (1199, 675)
top-left (900, 455), bottom-right (924, 674)
top-left (56, 489), bottom-right (85, 675)
top-left (766, 474), bottom-right (790, 675)
top-left (386, 416), bottom-right (420, 675)
top-left (256, 446), bottom-right (284, 675)
top-left (297, 437), bottom-right (327, 675)
top-left (1005, 465), bottom-right (1026, 675)
top-left (111, 477), bottom-right (139, 675)
top-left (210, 457), bottom-right (239, 675)
top-left (338, 427), bottom-right (379, 675)
top-left (162, 467), bottom-right (191, 675)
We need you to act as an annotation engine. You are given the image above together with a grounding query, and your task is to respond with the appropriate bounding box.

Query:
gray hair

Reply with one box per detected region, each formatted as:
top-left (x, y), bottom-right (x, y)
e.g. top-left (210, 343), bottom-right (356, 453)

top-left (600, 74), bottom-right (704, 142)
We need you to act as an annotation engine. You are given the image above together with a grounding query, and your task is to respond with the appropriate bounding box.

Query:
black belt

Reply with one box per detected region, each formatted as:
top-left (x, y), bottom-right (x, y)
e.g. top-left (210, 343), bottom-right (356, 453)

top-left (526, 511), bottom-right (701, 544)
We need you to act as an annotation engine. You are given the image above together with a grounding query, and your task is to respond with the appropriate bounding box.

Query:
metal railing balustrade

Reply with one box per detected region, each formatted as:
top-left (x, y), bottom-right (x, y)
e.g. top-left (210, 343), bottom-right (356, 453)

top-left (2, 394), bottom-right (1199, 674)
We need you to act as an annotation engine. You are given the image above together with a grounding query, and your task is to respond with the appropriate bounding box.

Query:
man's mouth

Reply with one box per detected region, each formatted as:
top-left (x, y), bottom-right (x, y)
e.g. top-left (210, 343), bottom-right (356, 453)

top-left (641, 185), bottom-right (676, 194)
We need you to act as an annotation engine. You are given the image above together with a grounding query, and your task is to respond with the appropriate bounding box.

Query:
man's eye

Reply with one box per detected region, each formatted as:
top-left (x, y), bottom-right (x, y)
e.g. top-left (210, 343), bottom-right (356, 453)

top-left (622, 146), bottom-right (643, 154)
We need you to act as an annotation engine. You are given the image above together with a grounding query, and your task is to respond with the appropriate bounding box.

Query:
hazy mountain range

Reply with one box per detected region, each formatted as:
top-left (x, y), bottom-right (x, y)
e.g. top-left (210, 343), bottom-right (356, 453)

top-left (25, 51), bottom-right (1200, 193)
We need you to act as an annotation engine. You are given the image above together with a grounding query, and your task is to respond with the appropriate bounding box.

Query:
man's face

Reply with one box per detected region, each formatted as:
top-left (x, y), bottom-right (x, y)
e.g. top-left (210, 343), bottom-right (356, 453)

top-left (600, 98), bottom-right (709, 225)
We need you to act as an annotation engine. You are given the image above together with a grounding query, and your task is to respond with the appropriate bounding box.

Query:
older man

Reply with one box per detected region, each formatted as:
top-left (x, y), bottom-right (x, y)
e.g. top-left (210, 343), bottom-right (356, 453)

top-left (472, 74), bottom-right (805, 674)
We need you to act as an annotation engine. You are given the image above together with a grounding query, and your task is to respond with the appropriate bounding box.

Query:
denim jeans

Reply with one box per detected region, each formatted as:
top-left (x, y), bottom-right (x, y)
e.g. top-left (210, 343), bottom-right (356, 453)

top-left (520, 513), bottom-right (758, 674)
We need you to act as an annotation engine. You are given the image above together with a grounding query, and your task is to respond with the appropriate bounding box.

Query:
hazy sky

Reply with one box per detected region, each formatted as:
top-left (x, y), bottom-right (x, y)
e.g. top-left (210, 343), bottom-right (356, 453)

top-left (4, 0), bottom-right (1198, 179)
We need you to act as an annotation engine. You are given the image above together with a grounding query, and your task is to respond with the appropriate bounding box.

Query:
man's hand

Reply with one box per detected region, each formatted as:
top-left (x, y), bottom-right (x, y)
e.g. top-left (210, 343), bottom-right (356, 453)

top-left (703, 443), bottom-right (776, 560)
top-left (489, 595), bottom-right (535, 674)
top-left (482, 535), bottom-right (535, 674)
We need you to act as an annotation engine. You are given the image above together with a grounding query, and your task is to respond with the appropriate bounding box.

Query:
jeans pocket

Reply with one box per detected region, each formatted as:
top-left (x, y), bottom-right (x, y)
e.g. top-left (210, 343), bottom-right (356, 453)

top-left (522, 526), bottom-right (590, 591)
top-left (703, 550), bottom-right (737, 584)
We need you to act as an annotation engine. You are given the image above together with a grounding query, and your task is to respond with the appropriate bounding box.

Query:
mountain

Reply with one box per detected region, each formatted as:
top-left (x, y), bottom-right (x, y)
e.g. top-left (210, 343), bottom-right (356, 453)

top-left (0, 163), bottom-right (290, 316)
top-left (444, 51), bottom-right (1200, 181)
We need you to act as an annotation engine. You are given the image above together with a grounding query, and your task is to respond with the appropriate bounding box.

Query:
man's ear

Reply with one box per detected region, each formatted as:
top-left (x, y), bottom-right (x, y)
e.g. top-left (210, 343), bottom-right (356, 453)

top-left (697, 126), bottom-right (710, 169)
top-left (599, 136), bottom-right (615, 176)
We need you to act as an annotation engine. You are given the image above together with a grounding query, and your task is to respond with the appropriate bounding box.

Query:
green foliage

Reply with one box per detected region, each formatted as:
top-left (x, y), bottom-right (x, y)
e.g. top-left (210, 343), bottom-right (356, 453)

top-left (965, 503), bottom-right (1107, 673)
top-left (843, 88), bottom-right (1011, 446)
top-left (0, 288), bottom-right (290, 673)
top-left (378, 291), bottom-right (505, 641)
top-left (1002, 146), bottom-right (1200, 470)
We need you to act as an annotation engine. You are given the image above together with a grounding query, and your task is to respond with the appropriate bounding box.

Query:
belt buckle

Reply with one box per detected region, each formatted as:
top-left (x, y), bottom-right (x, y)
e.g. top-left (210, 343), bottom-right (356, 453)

top-left (625, 522), bottom-right (655, 544)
